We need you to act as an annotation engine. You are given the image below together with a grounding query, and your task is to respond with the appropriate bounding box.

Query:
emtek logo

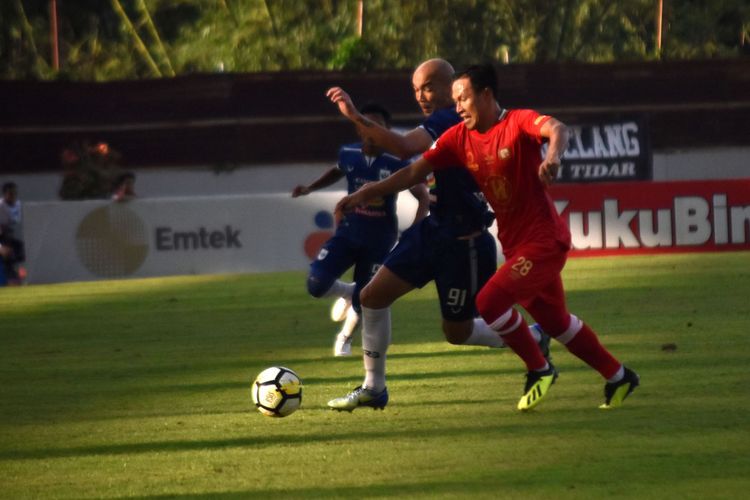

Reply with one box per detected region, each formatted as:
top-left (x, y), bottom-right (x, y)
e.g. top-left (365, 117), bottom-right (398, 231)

top-left (76, 205), bottom-right (148, 278)
top-left (155, 226), bottom-right (242, 251)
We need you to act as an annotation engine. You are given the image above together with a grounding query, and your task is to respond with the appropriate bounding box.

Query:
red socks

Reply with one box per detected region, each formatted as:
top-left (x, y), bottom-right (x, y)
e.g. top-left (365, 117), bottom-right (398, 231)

top-left (562, 324), bottom-right (621, 379)
top-left (496, 309), bottom-right (547, 372)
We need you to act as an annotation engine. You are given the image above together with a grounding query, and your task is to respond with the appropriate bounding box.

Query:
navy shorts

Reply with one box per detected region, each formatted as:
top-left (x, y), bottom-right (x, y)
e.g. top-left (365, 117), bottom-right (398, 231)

top-left (383, 218), bottom-right (497, 321)
top-left (309, 218), bottom-right (396, 312)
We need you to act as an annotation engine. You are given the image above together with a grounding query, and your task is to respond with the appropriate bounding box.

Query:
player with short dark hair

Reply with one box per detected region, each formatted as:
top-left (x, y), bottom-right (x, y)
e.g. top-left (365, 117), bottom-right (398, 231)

top-left (292, 104), bottom-right (429, 356)
top-left (335, 63), bottom-right (639, 411)
top-left (325, 59), bottom-right (551, 412)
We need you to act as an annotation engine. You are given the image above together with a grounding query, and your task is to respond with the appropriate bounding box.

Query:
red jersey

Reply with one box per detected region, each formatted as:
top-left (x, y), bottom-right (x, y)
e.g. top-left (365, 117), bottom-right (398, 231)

top-left (423, 109), bottom-right (571, 256)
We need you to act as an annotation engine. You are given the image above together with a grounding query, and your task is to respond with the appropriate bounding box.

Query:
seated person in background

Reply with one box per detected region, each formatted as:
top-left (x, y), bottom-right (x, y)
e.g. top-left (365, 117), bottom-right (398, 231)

top-left (112, 172), bottom-right (136, 202)
top-left (0, 182), bottom-right (25, 284)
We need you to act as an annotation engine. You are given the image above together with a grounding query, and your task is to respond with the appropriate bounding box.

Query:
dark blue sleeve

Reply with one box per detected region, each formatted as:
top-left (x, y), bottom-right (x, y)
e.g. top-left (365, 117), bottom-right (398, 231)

top-left (335, 148), bottom-right (346, 173)
top-left (421, 108), bottom-right (461, 140)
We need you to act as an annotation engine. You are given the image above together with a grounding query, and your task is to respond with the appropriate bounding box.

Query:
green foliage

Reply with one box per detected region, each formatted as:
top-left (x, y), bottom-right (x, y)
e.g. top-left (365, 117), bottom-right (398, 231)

top-left (58, 141), bottom-right (125, 200)
top-left (1, 0), bottom-right (748, 80)
top-left (1, 253), bottom-right (749, 497)
top-left (328, 36), bottom-right (375, 70)
top-left (662, 0), bottom-right (750, 59)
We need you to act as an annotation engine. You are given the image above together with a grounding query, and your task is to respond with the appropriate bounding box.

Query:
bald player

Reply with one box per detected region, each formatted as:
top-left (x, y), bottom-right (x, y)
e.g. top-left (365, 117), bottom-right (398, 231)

top-left (325, 59), bottom-right (549, 411)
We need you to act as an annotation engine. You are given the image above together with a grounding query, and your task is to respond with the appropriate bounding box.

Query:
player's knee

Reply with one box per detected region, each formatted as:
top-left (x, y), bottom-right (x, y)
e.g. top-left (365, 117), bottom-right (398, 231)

top-left (442, 321), bottom-right (472, 345)
top-left (528, 307), bottom-right (573, 338)
top-left (306, 274), bottom-right (331, 298)
top-left (358, 284), bottom-right (376, 308)
top-left (475, 282), bottom-right (514, 325)
top-left (474, 285), bottom-right (495, 320)
top-left (359, 283), bottom-right (390, 309)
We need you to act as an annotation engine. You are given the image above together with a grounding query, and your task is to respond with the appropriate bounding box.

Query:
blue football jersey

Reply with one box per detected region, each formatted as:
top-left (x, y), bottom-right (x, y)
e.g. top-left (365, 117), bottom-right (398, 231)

top-left (337, 143), bottom-right (410, 225)
top-left (421, 107), bottom-right (494, 237)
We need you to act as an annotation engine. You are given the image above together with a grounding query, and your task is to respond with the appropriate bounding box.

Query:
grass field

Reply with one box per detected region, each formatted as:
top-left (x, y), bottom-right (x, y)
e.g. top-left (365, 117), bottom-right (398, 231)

top-left (1, 252), bottom-right (749, 499)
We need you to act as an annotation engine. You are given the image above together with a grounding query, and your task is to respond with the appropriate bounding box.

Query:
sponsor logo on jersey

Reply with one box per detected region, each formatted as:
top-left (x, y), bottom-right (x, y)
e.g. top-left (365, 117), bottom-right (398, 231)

top-left (486, 175), bottom-right (511, 205)
top-left (426, 173), bottom-right (437, 190)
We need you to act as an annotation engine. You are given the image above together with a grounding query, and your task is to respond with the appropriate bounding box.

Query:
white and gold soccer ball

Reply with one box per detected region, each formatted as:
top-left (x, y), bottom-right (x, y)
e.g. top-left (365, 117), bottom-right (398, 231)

top-left (251, 366), bottom-right (302, 417)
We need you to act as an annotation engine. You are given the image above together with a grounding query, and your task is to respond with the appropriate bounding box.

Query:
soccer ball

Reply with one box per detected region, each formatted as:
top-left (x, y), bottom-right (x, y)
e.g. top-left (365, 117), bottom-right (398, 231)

top-left (251, 366), bottom-right (302, 417)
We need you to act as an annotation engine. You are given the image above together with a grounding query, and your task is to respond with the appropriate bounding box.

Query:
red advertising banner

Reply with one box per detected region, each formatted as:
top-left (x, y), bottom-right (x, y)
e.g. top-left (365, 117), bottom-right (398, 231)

top-left (547, 179), bottom-right (750, 256)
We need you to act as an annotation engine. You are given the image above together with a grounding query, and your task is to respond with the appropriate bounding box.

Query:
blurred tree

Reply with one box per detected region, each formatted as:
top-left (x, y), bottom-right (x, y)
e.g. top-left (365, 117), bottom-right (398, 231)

top-left (0, 0), bottom-right (747, 81)
top-left (661, 0), bottom-right (750, 59)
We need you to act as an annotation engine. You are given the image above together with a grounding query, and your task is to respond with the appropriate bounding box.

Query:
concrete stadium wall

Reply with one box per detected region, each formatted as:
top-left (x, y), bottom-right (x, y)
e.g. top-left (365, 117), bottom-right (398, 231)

top-left (3, 146), bottom-right (749, 203)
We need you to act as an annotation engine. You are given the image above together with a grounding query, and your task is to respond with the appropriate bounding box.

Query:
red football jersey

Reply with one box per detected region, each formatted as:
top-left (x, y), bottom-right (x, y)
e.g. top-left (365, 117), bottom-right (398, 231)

top-left (423, 109), bottom-right (571, 255)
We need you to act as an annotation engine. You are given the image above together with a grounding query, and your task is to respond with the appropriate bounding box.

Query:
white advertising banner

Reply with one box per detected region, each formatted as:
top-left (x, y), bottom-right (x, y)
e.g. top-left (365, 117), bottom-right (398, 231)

top-left (26, 179), bottom-right (746, 284)
top-left (23, 193), bottom-right (422, 284)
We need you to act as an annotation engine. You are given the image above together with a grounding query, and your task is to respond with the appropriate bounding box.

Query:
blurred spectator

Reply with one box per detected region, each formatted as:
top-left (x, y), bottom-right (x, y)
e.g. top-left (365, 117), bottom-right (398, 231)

top-left (0, 182), bottom-right (25, 285)
top-left (111, 172), bottom-right (136, 202)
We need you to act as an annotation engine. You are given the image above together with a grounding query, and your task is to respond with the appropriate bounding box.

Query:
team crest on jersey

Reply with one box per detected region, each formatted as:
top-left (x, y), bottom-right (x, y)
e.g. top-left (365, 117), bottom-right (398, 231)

top-left (379, 169), bottom-right (390, 180)
top-left (486, 175), bottom-right (511, 205)
top-left (317, 248), bottom-right (329, 260)
top-left (498, 147), bottom-right (511, 160)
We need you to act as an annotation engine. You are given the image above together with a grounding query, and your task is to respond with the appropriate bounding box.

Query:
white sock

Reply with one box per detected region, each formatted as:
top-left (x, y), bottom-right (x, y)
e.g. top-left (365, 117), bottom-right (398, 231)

top-left (607, 365), bottom-right (625, 383)
top-left (464, 318), bottom-right (505, 348)
top-left (533, 362), bottom-right (550, 372)
top-left (528, 323), bottom-right (542, 343)
top-left (338, 306), bottom-right (360, 338)
top-left (323, 280), bottom-right (355, 299)
top-left (361, 306), bottom-right (390, 392)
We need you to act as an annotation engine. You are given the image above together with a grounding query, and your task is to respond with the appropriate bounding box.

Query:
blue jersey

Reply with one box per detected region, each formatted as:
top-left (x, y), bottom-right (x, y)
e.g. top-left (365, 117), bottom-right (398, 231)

top-left (305, 143), bottom-right (409, 311)
top-left (337, 143), bottom-right (410, 230)
top-left (421, 108), bottom-right (494, 237)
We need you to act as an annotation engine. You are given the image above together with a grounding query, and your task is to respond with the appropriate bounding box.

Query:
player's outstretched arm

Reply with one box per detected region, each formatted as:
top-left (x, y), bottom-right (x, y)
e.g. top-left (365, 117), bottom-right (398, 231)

top-left (335, 158), bottom-right (434, 217)
top-left (538, 118), bottom-right (569, 186)
top-left (326, 87), bottom-right (360, 121)
top-left (326, 86), bottom-right (433, 160)
top-left (291, 167), bottom-right (344, 197)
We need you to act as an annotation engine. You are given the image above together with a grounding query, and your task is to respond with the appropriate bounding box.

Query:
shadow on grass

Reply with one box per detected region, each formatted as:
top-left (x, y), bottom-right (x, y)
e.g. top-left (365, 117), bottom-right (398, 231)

top-left (0, 421), bottom-right (524, 461)
top-left (5, 346), bottom-right (500, 383)
top-left (115, 478), bottom-right (507, 499)
top-left (99, 366), bottom-right (523, 396)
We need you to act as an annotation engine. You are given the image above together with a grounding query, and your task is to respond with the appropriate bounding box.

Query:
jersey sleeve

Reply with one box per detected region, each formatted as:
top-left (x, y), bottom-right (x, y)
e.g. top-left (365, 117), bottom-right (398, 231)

top-left (419, 123), bottom-right (439, 141)
top-left (422, 125), bottom-right (462, 171)
top-left (514, 109), bottom-right (552, 143)
top-left (335, 149), bottom-right (345, 172)
top-left (421, 108), bottom-right (454, 140)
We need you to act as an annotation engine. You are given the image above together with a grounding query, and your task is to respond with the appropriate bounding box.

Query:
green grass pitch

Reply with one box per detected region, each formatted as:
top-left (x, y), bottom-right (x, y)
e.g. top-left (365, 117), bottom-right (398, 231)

top-left (1, 252), bottom-right (749, 499)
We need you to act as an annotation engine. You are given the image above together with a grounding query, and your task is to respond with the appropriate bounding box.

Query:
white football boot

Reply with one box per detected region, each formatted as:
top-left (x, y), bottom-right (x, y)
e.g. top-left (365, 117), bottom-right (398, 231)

top-left (330, 297), bottom-right (352, 322)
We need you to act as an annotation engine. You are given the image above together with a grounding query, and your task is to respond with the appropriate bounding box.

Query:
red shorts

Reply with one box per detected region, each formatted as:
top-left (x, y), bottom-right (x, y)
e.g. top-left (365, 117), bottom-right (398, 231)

top-left (476, 240), bottom-right (572, 335)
